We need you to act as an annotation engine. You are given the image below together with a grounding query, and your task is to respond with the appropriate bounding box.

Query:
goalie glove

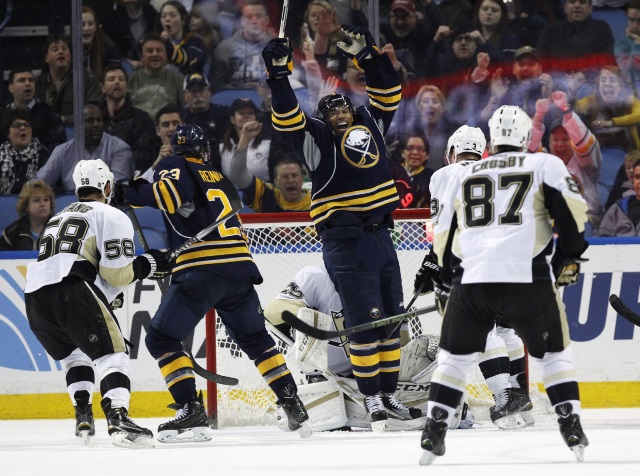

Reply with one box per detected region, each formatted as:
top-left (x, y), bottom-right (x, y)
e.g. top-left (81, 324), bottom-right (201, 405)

top-left (132, 249), bottom-right (174, 281)
top-left (434, 281), bottom-right (451, 316)
top-left (336, 25), bottom-right (380, 66)
top-left (261, 38), bottom-right (293, 80)
top-left (414, 251), bottom-right (440, 295)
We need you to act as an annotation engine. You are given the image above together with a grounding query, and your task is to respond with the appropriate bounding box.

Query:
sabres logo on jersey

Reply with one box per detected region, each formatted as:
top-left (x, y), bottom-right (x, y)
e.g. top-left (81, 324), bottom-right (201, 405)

top-left (340, 125), bottom-right (380, 168)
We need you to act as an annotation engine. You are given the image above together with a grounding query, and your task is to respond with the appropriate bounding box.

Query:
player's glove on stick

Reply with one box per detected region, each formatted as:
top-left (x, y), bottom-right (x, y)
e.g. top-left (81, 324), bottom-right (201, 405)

top-left (336, 25), bottom-right (380, 66)
top-left (261, 38), bottom-right (293, 79)
top-left (112, 179), bottom-right (130, 208)
top-left (433, 281), bottom-right (451, 316)
top-left (414, 252), bottom-right (440, 295)
top-left (132, 249), bottom-right (174, 281)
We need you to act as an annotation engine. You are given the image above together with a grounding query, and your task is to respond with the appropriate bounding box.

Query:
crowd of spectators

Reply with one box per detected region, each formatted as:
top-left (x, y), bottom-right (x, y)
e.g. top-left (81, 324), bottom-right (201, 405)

top-left (2, 0), bottom-right (640, 243)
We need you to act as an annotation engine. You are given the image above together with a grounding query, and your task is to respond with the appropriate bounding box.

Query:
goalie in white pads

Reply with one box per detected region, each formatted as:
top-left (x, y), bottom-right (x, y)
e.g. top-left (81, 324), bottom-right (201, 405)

top-left (264, 265), bottom-right (472, 432)
top-left (24, 159), bottom-right (173, 448)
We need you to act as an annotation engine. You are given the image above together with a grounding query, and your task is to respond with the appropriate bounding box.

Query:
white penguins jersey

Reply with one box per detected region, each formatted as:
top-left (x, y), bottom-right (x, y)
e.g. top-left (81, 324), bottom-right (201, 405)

top-left (274, 265), bottom-right (353, 376)
top-left (432, 151), bottom-right (588, 284)
top-left (24, 201), bottom-right (139, 302)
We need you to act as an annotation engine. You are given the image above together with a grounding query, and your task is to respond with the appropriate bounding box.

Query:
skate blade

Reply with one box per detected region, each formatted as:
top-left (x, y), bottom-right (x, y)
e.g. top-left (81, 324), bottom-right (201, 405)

top-left (419, 450), bottom-right (438, 465)
top-left (77, 430), bottom-right (92, 445)
top-left (111, 432), bottom-right (155, 448)
top-left (295, 422), bottom-right (313, 438)
top-left (494, 413), bottom-right (528, 430)
top-left (157, 427), bottom-right (213, 444)
top-left (370, 420), bottom-right (387, 433)
top-left (571, 444), bottom-right (586, 463)
top-left (521, 411), bottom-right (535, 427)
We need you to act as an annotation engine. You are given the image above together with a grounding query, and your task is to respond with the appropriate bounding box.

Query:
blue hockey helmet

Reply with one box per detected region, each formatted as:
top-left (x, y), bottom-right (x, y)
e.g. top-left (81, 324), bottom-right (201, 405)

top-left (171, 124), bottom-right (208, 158)
top-left (317, 93), bottom-right (355, 121)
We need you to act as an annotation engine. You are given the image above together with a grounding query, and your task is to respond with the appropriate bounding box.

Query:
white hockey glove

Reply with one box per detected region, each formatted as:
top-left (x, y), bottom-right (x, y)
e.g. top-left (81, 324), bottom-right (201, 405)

top-left (336, 25), bottom-right (380, 66)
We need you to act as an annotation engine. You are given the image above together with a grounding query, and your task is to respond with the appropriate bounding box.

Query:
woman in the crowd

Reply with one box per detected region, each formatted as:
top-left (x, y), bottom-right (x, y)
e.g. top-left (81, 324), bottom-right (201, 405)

top-left (472, 0), bottom-right (521, 62)
top-left (81, 6), bottom-right (122, 81)
top-left (0, 180), bottom-right (55, 251)
top-left (397, 132), bottom-right (435, 209)
top-left (156, 0), bottom-right (205, 75)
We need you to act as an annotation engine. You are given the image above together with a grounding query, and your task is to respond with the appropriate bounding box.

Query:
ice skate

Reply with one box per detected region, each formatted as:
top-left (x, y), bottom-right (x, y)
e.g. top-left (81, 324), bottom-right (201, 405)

top-left (419, 407), bottom-right (448, 465)
top-left (74, 402), bottom-right (95, 445)
top-left (101, 399), bottom-right (154, 448)
top-left (364, 393), bottom-right (388, 432)
top-left (276, 384), bottom-right (312, 438)
top-left (556, 403), bottom-right (588, 462)
top-left (382, 393), bottom-right (422, 420)
top-left (490, 388), bottom-right (533, 430)
top-left (157, 391), bottom-right (213, 443)
top-left (511, 386), bottom-right (535, 427)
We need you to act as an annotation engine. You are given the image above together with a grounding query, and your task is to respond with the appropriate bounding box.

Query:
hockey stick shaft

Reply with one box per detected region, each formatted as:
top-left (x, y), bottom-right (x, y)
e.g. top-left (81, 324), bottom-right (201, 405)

top-left (282, 305), bottom-right (437, 340)
top-left (279, 0), bottom-right (289, 38)
top-left (385, 284), bottom-right (425, 338)
top-left (609, 294), bottom-right (640, 326)
top-left (124, 207), bottom-right (238, 386)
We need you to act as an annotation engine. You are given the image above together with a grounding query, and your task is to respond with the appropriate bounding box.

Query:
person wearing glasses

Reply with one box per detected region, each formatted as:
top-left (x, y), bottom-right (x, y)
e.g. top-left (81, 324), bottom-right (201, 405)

top-left (0, 108), bottom-right (51, 195)
top-left (398, 131), bottom-right (435, 209)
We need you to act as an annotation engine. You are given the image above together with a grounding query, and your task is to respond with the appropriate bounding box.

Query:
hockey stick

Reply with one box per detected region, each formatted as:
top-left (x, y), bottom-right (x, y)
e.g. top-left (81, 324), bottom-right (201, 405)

top-left (385, 284), bottom-right (425, 339)
top-left (282, 305), bottom-right (437, 340)
top-left (609, 294), bottom-right (640, 327)
top-left (124, 207), bottom-right (239, 386)
top-left (279, 0), bottom-right (289, 38)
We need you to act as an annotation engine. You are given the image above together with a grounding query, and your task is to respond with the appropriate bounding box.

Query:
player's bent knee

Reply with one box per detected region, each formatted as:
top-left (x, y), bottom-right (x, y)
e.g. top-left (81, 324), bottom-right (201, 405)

top-left (145, 326), bottom-right (183, 358)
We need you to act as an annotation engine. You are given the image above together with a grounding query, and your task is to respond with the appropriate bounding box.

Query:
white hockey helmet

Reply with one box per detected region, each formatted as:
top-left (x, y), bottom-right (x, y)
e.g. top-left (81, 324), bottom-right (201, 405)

top-left (72, 159), bottom-right (114, 203)
top-left (446, 125), bottom-right (486, 164)
top-left (488, 105), bottom-right (532, 153)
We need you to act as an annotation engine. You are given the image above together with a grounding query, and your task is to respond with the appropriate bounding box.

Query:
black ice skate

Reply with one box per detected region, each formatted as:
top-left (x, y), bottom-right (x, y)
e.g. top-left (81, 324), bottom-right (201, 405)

top-left (74, 402), bottom-right (95, 445)
top-left (556, 403), bottom-right (589, 462)
top-left (490, 388), bottom-right (534, 430)
top-left (276, 384), bottom-right (312, 438)
top-left (101, 398), bottom-right (154, 448)
top-left (364, 393), bottom-right (388, 432)
top-left (382, 393), bottom-right (422, 420)
top-left (419, 407), bottom-right (448, 465)
top-left (157, 391), bottom-right (212, 443)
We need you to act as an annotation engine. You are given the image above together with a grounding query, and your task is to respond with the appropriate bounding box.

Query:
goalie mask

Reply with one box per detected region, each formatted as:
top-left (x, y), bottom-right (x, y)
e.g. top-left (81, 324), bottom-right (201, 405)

top-left (171, 124), bottom-right (209, 159)
top-left (488, 105), bottom-right (532, 153)
top-left (317, 94), bottom-right (355, 121)
top-left (446, 125), bottom-right (486, 165)
top-left (72, 159), bottom-right (114, 203)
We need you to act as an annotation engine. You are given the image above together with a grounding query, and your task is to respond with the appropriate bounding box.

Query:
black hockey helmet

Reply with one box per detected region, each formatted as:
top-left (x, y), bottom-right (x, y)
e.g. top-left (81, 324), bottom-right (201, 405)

top-left (317, 93), bottom-right (355, 120)
top-left (171, 124), bottom-right (208, 158)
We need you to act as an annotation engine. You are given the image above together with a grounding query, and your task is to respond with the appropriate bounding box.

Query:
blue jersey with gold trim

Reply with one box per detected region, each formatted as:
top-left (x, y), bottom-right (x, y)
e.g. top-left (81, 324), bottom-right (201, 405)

top-left (267, 54), bottom-right (401, 231)
top-left (126, 154), bottom-right (261, 280)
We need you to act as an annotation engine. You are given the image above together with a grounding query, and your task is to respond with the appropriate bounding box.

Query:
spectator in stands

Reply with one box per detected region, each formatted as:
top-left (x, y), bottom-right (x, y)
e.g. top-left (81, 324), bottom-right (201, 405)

top-left (220, 98), bottom-right (274, 186)
top-left (35, 104), bottom-right (133, 193)
top-left (303, 0), bottom-right (346, 78)
top-left (0, 109), bottom-right (50, 195)
top-left (100, 64), bottom-right (158, 175)
top-left (180, 73), bottom-right (230, 169)
top-left (0, 66), bottom-right (66, 151)
top-left (435, 0), bottom-right (473, 28)
top-left (537, 0), bottom-right (615, 70)
top-left (35, 35), bottom-right (104, 126)
top-left (574, 65), bottom-right (640, 151)
top-left (529, 92), bottom-right (604, 229)
top-left (137, 105), bottom-right (183, 181)
top-left (472, 0), bottom-right (521, 62)
top-left (190, 2), bottom-right (222, 77)
top-left (615, 1), bottom-right (640, 96)
top-left (81, 6), bottom-right (122, 81)
top-left (597, 158), bottom-right (640, 237)
top-left (103, 0), bottom-right (159, 71)
top-left (210, 0), bottom-right (275, 90)
top-left (156, 1), bottom-right (205, 75)
top-left (605, 149), bottom-right (640, 210)
top-left (0, 180), bottom-right (55, 251)
top-left (380, 0), bottom-right (439, 80)
top-left (128, 32), bottom-right (184, 121)
top-left (507, 0), bottom-right (556, 47)
top-left (398, 132), bottom-right (435, 209)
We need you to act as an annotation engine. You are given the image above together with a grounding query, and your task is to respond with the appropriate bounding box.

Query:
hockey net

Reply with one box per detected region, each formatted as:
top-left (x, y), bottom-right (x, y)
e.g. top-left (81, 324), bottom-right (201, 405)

top-left (206, 210), bottom-right (548, 427)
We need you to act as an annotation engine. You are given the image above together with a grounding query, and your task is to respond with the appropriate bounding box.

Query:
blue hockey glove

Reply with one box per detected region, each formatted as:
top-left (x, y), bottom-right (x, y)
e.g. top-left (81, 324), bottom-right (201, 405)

top-left (336, 25), bottom-right (380, 65)
top-left (261, 38), bottom-right (293, 79)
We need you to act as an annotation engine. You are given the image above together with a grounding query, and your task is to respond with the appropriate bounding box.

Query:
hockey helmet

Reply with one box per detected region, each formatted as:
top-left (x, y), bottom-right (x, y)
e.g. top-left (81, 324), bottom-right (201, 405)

top-left (488, 105), bottom-right (532, 153)
top-left (447, 125), bottom-right (486, 164)
top-left (317, 93), bottom-right (355, 120)
top-left (72, 159), bottom-right (114, 203)
top-left (171, 124), bottom-right (208, 158)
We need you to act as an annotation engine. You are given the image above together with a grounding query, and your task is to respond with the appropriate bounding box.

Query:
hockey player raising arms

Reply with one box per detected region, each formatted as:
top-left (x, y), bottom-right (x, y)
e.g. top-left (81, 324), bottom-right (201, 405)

top-left (116, 124), bottom-right (311, 441)
top-left (418, 106), bottom-right (590, 465)
top-left (24, 159), bottom-right (173, 448)
top-left (262, 26), bottom-right (408, 431)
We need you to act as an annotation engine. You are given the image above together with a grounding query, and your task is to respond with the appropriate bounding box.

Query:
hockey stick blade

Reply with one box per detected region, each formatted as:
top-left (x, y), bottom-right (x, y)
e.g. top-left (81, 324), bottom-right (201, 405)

top-left (609, 294), bottom-right (640, 327)
top-left (185, 348), bottom-right (239, 385)
top-left (282, 305), bottom-right (437, 340)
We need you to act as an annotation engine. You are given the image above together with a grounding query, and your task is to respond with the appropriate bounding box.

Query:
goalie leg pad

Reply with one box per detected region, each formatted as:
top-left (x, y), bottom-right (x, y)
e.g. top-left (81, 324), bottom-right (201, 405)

top-left (281, 380), bottom-right (348, 432)
top-left (399, 335), bottom-right (439, 383)
top-left (295, 308), bottom-right (331, 374)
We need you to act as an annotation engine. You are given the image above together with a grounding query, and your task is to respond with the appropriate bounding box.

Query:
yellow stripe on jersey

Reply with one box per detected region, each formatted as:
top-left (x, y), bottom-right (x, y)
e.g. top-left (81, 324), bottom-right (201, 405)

top-left (172, 240), bottom-right (256, 272)
top-left (366, 84), bottom-right (401, 111)
top-left (378, 348), bottom-right (401, 363)
top-left (272, 105), bottom-right (306, 132)
top-left (350, 353), bottom-right (380, 368)
top-left (256, 354), bottom-right (286, 375)
top-left (160, 356), bottom-right (193, 378)
top-left (353, 369), bottom-right (380, 378)
top-left (152, 178), bottom-right (182, 214)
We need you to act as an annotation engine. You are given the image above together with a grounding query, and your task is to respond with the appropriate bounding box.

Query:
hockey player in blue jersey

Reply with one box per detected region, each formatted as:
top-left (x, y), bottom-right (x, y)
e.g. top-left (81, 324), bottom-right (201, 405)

top-left (261, 25), bottom-right (417, 431)
top-left (117, 124), bottom-right (311, 441)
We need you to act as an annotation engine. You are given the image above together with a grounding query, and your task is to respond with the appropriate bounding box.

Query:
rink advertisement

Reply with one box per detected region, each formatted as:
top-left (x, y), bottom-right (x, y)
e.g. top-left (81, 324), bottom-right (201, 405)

top-left (0, 241), bottom-right (639, 418)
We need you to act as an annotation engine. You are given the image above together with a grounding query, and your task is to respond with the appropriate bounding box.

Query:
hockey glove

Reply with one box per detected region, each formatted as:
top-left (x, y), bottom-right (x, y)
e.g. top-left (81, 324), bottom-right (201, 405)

top-left (261, 38), bottom-right (293, 80)
top-left (551, 243), bottom-right (588, 287)
top-left (434, 281), bottom-right (451, 316)
top-left (111, 179), bottom-right (130, 209)
top-left (414, 252), bottom-right (440, 295)
top-left (110, 292), bottom-right (125, 310)
top-left (132, 249), bottom-right (174, 281)
top-left (336, 25), bottom-right (380, 66)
